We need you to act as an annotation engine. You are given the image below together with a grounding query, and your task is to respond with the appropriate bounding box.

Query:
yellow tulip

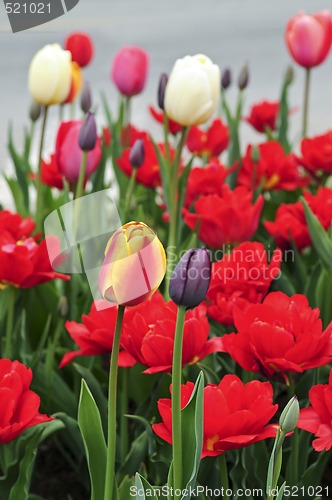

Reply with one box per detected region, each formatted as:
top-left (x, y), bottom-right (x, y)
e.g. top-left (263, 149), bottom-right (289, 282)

top-left (164, 54), bottom-right (220, 126)
top-left (28, 44), bottom-right (72, 106)
top-left (98, 221), bottom-right (166, 306)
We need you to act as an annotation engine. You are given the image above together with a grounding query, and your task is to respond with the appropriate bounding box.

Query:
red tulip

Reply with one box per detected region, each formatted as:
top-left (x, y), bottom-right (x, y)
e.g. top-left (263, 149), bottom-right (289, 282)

top-left (64, 32), bottom-right (94, 68)
top-left (153, 375), bottom-right (278, 457)
top-left (222, 292), bottom-right (332, 383)
top-left (183, 185), bottom-right (264, 248)
top-left (298, 130), bottom-right (332, 174)
top-left (238, 141), bottom-right (309, 191)
top-left (122, 291), bottom-right (223, 373)
top-left (149, 105), bottom-right (182, 135)
top-left (0, 359), bottom-right (53, 444)
top-left (265, 187), bottom-right (332, 251)
top-left (245, 100), bottom-right (279, 133)
top-left (184, 159), bottom-right (233, 207)
top-left (0, 210), bottom-right (69, 289)
top-left (41, 154), bottom-right (64, 190)
top-left (60, 300), bottom-right (135, 368)
top-left (297, 370), bottom-right (332, 452)
top-left (0, 210), bottom-right (35, 241)
top-left (55, 120), bottom-right (102, 182)
top-left (285, 11), bottom-right (332, 68)
top-left (186, 118), bottom-right (229, 158)
top-left (111, 46), bottom-right (149, 97)
top-left (207, 242), bottom-right (281, 326)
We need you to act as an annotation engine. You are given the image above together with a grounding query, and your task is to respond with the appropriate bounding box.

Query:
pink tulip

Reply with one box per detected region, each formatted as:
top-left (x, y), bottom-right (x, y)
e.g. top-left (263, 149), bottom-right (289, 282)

top-left (285, 11), bottom-right (332, 68)
top-left (55, 120), bottom-right (102, 182)
top-left (111, 46), bottom-right (149, 97)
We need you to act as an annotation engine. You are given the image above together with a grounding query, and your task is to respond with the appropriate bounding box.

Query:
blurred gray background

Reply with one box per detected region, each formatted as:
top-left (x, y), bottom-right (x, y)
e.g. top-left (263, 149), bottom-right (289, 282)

top-left (0, 0), bottom-right (331, 205)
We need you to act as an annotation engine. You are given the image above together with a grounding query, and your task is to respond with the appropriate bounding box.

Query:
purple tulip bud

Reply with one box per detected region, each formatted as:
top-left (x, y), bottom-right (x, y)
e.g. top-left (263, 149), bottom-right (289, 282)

top-left (79, 111), bottom-right (97, 151)
top-left (80, 81), bottom-right (92, 114)
top-left (158, 73), bottom-right (168, 110)
top-left (238, 64), bottom-right (249, 90)
top-left (29, 100), bottom-right (41, 122)
top-left (169, 248), bottom-right (211, 309)
top-left (285, 65), bottom-right (294, 85)
top-left (129, 139), bottom-right (145, 168)
top-left (221, 68), bottom-right (232, 90)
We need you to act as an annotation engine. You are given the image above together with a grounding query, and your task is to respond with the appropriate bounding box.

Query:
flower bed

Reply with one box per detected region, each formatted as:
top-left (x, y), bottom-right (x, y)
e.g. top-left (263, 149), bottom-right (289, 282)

top-left (1, 11), bottom-right (332, 500)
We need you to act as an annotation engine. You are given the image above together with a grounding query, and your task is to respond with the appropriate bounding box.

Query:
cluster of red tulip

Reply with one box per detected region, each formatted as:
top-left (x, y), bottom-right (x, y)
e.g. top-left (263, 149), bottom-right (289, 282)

top-left (1, 10), bottom-right (332, 500)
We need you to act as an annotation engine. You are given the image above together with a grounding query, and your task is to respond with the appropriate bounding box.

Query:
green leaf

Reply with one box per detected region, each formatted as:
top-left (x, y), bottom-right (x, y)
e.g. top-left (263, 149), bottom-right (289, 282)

top-left (73, 363), bottom-right (108, 432)
top-left (135, 473), bottom-right (160, 500)
top-left (275, 481), bottom-right (286, 500)
top-left (4, 177), bottom-right (27, 215)
top-left (179, 371), bottom-right (204, 499)
top-left (0, 421), bottom-right (63, 500)
top-left (118, 475), bottom-right (135, 500)
top-left (302, 198), bottom-right (332, 270)
top-left (7, 124), bottom-right (30, 211)
top-left (78, 379), bottom-right (107, 500)
top-left (8, 431), bottom-right (41, 500)
top-left (315, 268), bottom-right (332, 328)
top-left (266, 430), bottom-right (282, 494)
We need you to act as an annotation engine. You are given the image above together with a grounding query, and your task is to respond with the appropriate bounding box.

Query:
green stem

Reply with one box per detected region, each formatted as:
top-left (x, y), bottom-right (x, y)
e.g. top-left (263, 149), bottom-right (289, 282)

top-left (171, 306), bottom-right (187, 500)
top-left (289, 429), bottom-right (299, 486)
top-left (123, 168), bottom-right (137, 222)
top-left (302, 68), bottom-right (311, 138)
top-left (27, 121), bottom-right (35, 164)
top-left (163, 112), bottom-right (170, 165)
top-left (165, 127), bottom-right (188, 297)
top-left (219, 454), bottom-right (230, 500)
top-left (35, 105), bottom-right (49, 231)
top-left (4, 287), bottom-right (16, 358)
top-left (104, 304), bottom-right (125, 500)
top-left (120, 368), bottom-right (129, 462)
top-left (124, 97), bottom-right (131, 149)
top-left (75, 151), bottom-right (88, 200)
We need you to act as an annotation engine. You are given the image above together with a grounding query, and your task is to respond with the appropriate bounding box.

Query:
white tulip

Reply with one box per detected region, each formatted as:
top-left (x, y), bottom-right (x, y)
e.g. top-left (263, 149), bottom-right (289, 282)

top-left (28, 44), bottom-right (72, 106)
top-left (164, 54), bottom-right (220, 127)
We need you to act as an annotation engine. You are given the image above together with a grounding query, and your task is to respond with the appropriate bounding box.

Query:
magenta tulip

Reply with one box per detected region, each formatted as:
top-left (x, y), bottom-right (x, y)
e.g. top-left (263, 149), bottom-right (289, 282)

top-left (111, 46), bottom-right (149, 97)
top-left (285, 11), bottom-right (332, 68)
top-left (55, 120), bottom-right (101, 182)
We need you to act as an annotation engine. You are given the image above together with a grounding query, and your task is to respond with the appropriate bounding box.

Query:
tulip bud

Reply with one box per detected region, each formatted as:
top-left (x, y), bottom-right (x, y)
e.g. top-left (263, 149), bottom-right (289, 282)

top-left (98, 221), bottom-right (166, 306)
top-left (238, 64), bottom-right (249, 90)
top-left (251, 145), bottom-right (260, 163)
top-left (80, 81), bottom-right (92, 113)
top-left (284, 65), bottom-right (294, 85)
top-left (158, 73), bottom-right (168, 110)
top-left (279, 396), bottom-right (300, 433)
top-left (79, 111), bottom-right (98, 151)
top-left (129, 139), bottom-right (145, 168)
top-left (57, 296), bottom-right (69, 317)
top-left (29, 101), bottom-right (42, 122)
top-left (221, 68), bottom-right (232, 90)
top-left (111, 46), bottom-right (149, 97)
top-left (169, 247), bottom-right (211, 309)
top-left (64, 32), bottom-right (94, 68)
